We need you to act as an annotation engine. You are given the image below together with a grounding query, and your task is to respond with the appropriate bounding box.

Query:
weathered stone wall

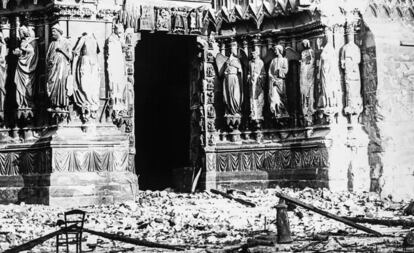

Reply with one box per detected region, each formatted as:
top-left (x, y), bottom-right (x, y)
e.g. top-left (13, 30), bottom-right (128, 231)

top-left (361, 12), bottom-right (414, 199)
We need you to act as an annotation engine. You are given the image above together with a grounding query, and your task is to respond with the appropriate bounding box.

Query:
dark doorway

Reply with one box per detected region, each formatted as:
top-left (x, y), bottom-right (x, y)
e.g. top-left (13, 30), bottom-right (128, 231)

top-left (135, 33), bottom-right (195, 190)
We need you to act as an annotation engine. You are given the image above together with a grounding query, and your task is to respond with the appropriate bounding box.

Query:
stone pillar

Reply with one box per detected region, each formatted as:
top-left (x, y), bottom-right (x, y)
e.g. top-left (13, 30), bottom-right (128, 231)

top-left (201, 36), bottom-right (220, 190)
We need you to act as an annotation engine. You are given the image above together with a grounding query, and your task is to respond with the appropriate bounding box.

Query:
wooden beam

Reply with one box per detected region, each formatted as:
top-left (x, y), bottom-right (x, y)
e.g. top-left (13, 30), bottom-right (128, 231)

top-left (343, 217), bottom-right (414, 228)
top-left (210, 189), bottom-right (256, 207)
top-left (83, 228), bottom-right (186, 251)
top-left (276, 192), bottom-right (382, 236)
top-left (3, 225), bottom-right (75, 253)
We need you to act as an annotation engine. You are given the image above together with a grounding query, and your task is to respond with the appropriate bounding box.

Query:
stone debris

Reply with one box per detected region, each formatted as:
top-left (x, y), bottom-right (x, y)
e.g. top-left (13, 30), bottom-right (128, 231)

top-left (0, 187), bottom-right (412, 252)
top-left (404, 201), bottom-right (414, 216)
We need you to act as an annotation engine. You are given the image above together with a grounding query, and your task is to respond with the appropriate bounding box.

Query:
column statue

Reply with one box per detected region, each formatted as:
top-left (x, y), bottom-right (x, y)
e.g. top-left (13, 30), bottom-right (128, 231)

top-left (268, 45), bottom-right (289, 120)
top-left (317, 29), bottom-right (341, 122)
top-left (341, 24), bottom-right (362, 124)
top-left (105, 24), bottom-right (127, 113)
top-left (0, 30), bottom-right (10, 141)
top-left (299, 39), bottom-right (315, 126)
top-left (72, 32), bottom-right (101, 121)
top-left (13, 25), bottom-right (38, 110)
top-left (248, 47), bottom-right (265, 123)
top-left (215, 40), bottom-right (244, 141)
top-left (0, 31), bottom-right (7, 118)
top-left (222, 40), bottom-right (243, 119)
top-left (46, 24), bottom-right (72, 111)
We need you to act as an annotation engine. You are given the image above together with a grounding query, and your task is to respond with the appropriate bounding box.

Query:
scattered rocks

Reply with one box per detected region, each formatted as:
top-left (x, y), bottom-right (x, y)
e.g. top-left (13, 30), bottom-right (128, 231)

top-left (0, 188), bottom-right (411, 252)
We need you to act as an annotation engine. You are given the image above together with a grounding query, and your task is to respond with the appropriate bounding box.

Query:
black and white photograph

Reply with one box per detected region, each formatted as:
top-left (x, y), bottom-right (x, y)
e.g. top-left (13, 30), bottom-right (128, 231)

top-left (0, 0), bottom-right (413, 252)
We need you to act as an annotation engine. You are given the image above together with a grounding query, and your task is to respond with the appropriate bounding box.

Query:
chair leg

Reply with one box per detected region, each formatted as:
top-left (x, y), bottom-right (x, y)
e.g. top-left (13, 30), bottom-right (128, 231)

top-left (79, 232), bottom-right (82, 253)
top-left (75, 234), bottom-right (78, 253)
top-left (65, 233), bottom-right (69, 253)
top-left (56, 235), bottom-right (59, 253)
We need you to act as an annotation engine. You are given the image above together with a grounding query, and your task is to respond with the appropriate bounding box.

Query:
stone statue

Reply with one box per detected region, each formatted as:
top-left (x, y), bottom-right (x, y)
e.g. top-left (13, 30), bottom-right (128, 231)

top-left (317, 30), bottom-right (341, 120)
top-left (0, 31), bottom-right (7, 116)
top-left (268, 45), bottom-right (289, 119)
top-left (222, 41), bottom-right (243, 118)
top-left (46, 24), bottom-right (72, 111)
top-left (248, 47), bottom-right (265, 123)
top-left (72, 32), bottom-right (101, 119)
top-left (299, 39), bottom-right (315, 125)
top-left (341, 25), bottom-right (362, 123)
top-left (13, 25), bottom-right (38, 109)
top-left (105, 24), bottom-right (127, 112)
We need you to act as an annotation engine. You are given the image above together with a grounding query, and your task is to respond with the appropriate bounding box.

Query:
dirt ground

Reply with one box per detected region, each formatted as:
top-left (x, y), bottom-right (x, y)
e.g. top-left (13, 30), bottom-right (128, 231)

top-left (0, 187), bottom-right (413, 252)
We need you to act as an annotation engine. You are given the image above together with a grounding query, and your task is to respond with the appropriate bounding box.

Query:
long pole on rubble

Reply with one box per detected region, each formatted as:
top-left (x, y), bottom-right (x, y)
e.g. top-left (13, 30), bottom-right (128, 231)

top-left (83, 228), bottom-right (186, 251)
top-left (276, 192), bottom-right (383, 236)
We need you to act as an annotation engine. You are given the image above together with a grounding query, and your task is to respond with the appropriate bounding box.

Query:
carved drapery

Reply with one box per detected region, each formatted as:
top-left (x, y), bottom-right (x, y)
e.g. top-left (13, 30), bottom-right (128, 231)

top-left (0, 147), bottom-right (131, 175)
top-left (0, 149), bottom-right (51, 176)
top-left (211, 147), bottom-right (329, 172)
top-left (53, 149), bottom-right (129, 173)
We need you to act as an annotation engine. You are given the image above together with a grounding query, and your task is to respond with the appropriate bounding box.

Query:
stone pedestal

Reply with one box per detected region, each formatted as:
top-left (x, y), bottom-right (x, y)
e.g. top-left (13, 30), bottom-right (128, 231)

top-left (0, 124), bottom-right (138, 207)
top-left (199, 123), bottom-right (371, 192)
top-left (346, 125), bottom-right (371, 193)
top-left (326, 121), bottom-right (349, 192)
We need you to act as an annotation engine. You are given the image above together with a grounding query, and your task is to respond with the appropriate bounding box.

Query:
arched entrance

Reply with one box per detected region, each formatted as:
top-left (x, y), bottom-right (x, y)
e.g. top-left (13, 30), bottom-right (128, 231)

top-left (134, 33), bottom-right (197, 190)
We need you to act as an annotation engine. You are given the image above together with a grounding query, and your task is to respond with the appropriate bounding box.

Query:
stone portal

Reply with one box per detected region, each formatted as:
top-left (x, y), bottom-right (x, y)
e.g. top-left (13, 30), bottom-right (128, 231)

top-left (134, 33), bottom-right (195, 190)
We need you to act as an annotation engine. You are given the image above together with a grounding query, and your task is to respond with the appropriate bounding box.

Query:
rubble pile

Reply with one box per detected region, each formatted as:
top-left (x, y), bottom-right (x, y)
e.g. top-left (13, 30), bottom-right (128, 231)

top-left (0, 187), bottom-right (412, 252)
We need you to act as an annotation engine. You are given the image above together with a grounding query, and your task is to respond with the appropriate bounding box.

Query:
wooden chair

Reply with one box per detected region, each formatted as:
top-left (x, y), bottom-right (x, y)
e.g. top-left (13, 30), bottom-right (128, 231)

top-left (56, 209), bottom-right (86, 253)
